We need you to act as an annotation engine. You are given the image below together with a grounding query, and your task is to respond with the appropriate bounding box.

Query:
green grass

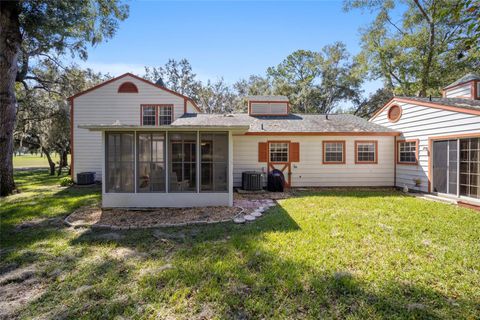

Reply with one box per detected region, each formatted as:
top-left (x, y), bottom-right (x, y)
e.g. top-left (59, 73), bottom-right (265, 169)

top-left (1, 170), bottom-right (479, 319)
top-left (13, 154), bottom-right (71, 168)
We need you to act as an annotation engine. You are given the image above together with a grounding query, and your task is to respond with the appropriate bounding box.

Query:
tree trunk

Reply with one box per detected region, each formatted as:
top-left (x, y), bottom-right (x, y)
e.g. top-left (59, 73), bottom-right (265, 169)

top-left (42, 147), bottom-right (56, 176)
top-left (0, 2), bottom-right (21, 196)
top-left (57, 150), bottom-right (68, 176)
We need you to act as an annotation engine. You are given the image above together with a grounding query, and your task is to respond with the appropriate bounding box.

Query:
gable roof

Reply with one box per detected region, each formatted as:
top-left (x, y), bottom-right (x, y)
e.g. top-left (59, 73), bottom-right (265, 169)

top-left (444, 73), bottom-right (480, 89)
top-left (370, 96), bottom-right (480, 121)
top-left (173, 113), bottom-right (399, 135)
top-left (67, 72), bottom-right (201, 112)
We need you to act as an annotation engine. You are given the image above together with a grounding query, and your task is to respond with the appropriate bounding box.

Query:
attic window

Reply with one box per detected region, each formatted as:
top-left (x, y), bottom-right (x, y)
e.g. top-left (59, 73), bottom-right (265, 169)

top-left (387, 105), bottom-right (402, 122)
top-left (118, 82), bottom-right (138, 93)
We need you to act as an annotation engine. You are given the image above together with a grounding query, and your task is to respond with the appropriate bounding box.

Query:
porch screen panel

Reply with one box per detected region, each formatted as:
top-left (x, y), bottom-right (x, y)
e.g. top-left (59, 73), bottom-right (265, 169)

top-left (105, 132), bottom-right (134, 193)
top-left (137, 133), bottom-right (165, 192)
top-left (460, 138), bottom-right (480, 199)
top-left (169, 132), bottom-right (197, 192)
top-left (201, 132), bottom-right (228, 192)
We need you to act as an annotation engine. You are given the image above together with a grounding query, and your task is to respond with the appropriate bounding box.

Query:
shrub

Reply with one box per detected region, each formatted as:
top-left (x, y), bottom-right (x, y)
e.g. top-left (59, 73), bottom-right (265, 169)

top-left (60, 177), bottom-right (73, 186)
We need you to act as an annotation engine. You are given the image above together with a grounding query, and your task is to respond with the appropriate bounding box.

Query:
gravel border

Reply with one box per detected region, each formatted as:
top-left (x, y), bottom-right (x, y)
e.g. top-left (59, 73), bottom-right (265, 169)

top-left (64, 206), bottom-right (247, 230)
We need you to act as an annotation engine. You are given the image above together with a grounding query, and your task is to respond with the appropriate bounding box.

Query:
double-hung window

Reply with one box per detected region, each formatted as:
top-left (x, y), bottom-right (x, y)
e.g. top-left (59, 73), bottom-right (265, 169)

top-left (398, 140), bottom-right (418, 164)
top-left (355, 141), bottom-right (377, 164)
top-left (269, 142), bottom-right (289, 162)
top-left (141, 104), bottom-right (174, 126)
top-left (323, 141), bottom-right (345, 164)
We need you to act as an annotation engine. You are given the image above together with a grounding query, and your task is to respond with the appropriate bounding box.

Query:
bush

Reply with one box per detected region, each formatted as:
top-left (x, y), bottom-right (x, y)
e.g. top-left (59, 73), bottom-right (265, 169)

top-left (60, 177), bottom-right (73, 186)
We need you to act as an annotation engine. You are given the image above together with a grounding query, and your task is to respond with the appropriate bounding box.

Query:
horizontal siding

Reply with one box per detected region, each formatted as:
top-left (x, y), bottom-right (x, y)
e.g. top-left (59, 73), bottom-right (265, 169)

top-left (233, 135), bottom-right (395, 187)
top-left (445, 83), bottom-right (471, 98)
top-left (372, 101), bottom-right (480, 192)
top-left (73, 75), bottom-right (187, 182)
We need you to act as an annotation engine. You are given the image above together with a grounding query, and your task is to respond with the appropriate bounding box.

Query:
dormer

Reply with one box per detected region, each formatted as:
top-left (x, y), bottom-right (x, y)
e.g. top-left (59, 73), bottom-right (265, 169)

top-left (247, 96), bottom-right (289, 116)
top-left (443, 73), bottom-right (480, 100)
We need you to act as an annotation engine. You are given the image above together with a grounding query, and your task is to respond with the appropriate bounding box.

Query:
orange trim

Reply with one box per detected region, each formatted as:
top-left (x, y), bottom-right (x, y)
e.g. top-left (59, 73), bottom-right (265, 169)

top-left (396, 139), bottom-right (419, 166)
top-left (117, 82), bottom-right (139, 93)
top-left (444, 79), bottom-right (476, 91)
top-left (387, 105), bottom-right (402, 123)
top-left (394, 136), bottom-right (397, 187)
top-left (427, 133), bottom-right (480, 193)
top-left (68, 72), bottom-right (201, 112)
top-left (183, 98), bottom-right (187, 114)
top-left (241, 131), bottom-right (400, 136)
top-left (248, 101), bottom-right (289, 116)
top-left (70, 99), bottom-right (74, 180)
top-left (371, 97), bottom-right (480, 121)
top-left (322, 140), bottom-right (346, 164)
top-left (354, 140), bottom-right (378, 164)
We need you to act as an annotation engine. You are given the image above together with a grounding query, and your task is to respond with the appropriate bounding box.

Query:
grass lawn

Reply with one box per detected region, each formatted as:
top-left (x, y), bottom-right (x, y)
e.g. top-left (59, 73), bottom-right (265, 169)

top-left (1, 170), bottom-right (479, 319)
top-left (13, 154), bottom-right (71, 168)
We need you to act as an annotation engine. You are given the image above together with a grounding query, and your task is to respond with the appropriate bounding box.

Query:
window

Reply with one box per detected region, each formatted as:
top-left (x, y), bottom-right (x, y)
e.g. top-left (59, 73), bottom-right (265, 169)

top-left (169, 132), bottom-right (196, 192)
top-left (387, 105), bottom-right (402, 122)
top-left (137, 133), bottom-right (165, 192)
top-left (159, 105), bottom-right (173, 125)
top-left (459, 138), bottom-right (480, 199)
top-left (141, 106), bottom-right (156, 126)
top-left (269, 142), bottom-right (289, 162)
top-left (105, 132), bottom-right (134, 193)
top-left (141, 104), bottom-right (174, 126)
top-left (118, 82), bottom-right (138, 93)
top-left (355, 141), bottom-right (377, 164)
top-left (201, 132), bottom-right (228, 192)
top-left (323, 141), bottom-right (345, 164)
top-left (398, 140), bottom-right (418, 164)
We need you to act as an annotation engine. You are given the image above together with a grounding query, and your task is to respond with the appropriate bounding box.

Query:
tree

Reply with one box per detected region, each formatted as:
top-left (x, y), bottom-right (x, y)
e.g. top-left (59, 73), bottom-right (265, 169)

top-left (345, 0), bottom-right (480, 97)
top-left (196, 78), bottom-right (237, 114)
top-left (0, 0), bottom-right (128, 196)
top-left (144, 59), bottom-right (201, 100)
top-left (267, 43), bottom-right (363, 114)
top-left (354, 87), bottom-right (394, 118)
top-left (233, 75), bottom-right (273, 112)
top-left (14, 62), bottom-right (108, 175)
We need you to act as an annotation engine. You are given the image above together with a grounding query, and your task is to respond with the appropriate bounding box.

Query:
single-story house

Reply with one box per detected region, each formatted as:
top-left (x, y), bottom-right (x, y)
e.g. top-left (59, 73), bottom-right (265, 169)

top-left (69, 72), bottom-right (480, 208)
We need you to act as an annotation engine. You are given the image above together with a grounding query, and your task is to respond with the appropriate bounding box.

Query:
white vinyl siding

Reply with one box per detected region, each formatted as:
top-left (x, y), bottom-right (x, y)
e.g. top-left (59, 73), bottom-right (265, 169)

top-left (73, 75), bottom-right (188, 182)
top-left (371, 101), bottom-right (480, 192)
top-left (233, 135), bottom-right (395, 187)
top-left (250, 102), bottom-right (288, 115)
top-left (444, 83), bottom-right (472, 99)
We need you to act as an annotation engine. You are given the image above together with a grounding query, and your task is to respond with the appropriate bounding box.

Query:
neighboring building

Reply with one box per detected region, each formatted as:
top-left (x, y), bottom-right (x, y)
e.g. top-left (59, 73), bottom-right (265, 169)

top-left (70, 72), bottom-right (480, 208)
top-left (370, 73), bottom-right (480, 202)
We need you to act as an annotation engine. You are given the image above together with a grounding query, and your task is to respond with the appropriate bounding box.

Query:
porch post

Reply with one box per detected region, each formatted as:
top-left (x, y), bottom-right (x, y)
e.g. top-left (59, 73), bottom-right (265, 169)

top-left (228, 130), bottom-right (233, 206)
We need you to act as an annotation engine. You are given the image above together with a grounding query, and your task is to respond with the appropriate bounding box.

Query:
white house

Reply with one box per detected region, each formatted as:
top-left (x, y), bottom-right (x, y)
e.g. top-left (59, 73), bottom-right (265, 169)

top-left (69, 72), bottom-right (480, 208)
top-left (370, 73), bottom-right (480, 203)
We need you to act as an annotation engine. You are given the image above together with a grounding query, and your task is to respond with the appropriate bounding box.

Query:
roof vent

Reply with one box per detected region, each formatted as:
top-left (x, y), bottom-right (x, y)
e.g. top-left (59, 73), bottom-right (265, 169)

top-left (155, 77), bottom-right (165, 87)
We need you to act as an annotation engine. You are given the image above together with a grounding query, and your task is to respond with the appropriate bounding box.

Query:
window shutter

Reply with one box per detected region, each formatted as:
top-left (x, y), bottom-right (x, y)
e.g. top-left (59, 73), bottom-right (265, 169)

top-left (290, 142), bottom-right (300, 162)
top-left (258, 142), bottom-right (268, 162)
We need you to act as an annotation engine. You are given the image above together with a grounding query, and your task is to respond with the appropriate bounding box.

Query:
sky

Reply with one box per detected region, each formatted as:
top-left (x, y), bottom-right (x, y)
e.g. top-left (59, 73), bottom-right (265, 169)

top-left (79, 0), bottom-right (384, 97)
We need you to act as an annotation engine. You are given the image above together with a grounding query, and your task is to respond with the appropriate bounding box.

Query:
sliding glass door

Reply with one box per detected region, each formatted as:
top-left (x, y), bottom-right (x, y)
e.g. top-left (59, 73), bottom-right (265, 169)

top-left (460, 138), bottom-right (480, 199)
top-left (433, 137), bottom-right (480, 200)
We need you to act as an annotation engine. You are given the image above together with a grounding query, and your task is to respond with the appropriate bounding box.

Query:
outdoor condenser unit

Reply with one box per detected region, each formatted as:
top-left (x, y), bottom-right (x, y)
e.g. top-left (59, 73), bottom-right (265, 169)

top-left (242, 171), bottom-right (263, 191)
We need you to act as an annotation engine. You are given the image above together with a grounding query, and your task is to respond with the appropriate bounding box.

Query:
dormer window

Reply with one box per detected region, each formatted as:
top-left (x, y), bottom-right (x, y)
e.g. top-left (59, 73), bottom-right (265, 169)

top-left (247, 96), bottom-right (289, 116)
top-left (443, 73), bottom-right (480, 100)
top-left (118, 82), bottom-right (139, 93)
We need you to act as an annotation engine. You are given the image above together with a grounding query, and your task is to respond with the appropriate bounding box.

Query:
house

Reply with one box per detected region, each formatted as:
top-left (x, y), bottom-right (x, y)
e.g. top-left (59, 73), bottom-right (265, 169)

top-left (370, 73), bottom-right (480, 201)
top-left (69, 72), bottom-right (480, 208)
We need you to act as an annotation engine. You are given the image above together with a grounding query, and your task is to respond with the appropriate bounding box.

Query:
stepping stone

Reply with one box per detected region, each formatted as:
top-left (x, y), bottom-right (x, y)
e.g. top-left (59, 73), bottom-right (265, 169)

top-left (251, 211), bottom-right (262, 217)
top-left (233, 217), bottom-right (246, 224)
top-left (243, 214), bottom-right (256, 221)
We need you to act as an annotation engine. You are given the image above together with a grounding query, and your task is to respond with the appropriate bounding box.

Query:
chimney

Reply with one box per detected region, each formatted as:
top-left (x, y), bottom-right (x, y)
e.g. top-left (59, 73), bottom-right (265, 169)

top-left (155, 77), bottom-right (165, 87)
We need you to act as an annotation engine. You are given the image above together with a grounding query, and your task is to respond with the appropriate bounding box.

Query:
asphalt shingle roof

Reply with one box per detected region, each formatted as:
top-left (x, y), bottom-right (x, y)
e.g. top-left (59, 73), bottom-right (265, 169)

top-left (444, 73), bottom-right (480, 89)
top-left (172, 113), bottom-right (397, 133)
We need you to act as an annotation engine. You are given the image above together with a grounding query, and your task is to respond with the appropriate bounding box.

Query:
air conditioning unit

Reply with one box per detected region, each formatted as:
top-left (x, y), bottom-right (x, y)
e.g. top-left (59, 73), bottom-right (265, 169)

top-left (77, 172), bottom-right (95, 185)
top-left (242, 171), bottom-right (263, 191)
